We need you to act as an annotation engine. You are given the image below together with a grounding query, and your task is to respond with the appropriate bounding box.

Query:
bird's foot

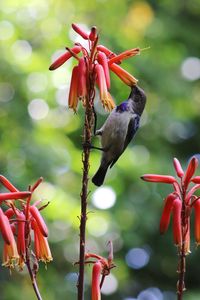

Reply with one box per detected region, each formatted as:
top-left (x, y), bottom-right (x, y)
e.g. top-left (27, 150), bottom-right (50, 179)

top-left (82, 142), bottom-right (105, 152)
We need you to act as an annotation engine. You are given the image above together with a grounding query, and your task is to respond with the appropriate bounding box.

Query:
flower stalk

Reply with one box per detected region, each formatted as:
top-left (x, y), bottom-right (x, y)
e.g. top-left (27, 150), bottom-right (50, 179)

top-left (49, 23), bottom-right (142, 299)
top-left (141, 157), bottom-right (200, 300)
top-left (0, 176), bottom-right (52, 300)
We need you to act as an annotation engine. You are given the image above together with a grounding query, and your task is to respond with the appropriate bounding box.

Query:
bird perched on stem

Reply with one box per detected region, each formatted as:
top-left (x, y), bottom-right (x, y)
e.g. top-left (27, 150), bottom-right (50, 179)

top-left (92, 85), bottom-right (146, 186)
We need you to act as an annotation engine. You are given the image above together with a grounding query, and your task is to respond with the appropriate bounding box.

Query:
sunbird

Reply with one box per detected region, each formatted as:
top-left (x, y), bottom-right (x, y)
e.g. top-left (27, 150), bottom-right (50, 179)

top-left (92, 85), bottom-right (146, 186)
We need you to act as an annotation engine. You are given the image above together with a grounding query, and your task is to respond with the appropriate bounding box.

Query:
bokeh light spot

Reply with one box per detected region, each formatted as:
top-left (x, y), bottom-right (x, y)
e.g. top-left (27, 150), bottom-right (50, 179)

top-left (87, 216), bottom-right (109, 237)
top-left (126, 247), bottom-right (150, 269)
top-left (27, 73), bottom-right (48, 93)
top-left (92, 186), bottom-right (116, 209)
top-left (181, 57), bottom-right (200, 81)
top-left (0, 20), bottom-right (14, 40)
top-left (12, 40), bottom-right (32, 61)
top-left (28, 99), bottom-right (49, 120)
top-left (101, 273), bottom-right (118, 295)
top-left (56, 85), bottom-right (69, 106)
top-left (0, 82), bottom-right (15, 102)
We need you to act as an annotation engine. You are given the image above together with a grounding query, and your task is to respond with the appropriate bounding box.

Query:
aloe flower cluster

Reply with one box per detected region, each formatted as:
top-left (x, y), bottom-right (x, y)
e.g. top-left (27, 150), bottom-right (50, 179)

top-left (49, 23), bottom-right (140, 112)
top-left (141, 157), bottom-right (200, 252)
top-left (0, 175), bottom-right (52, 270)
top-left (84, 242), bottom-right (115, 300)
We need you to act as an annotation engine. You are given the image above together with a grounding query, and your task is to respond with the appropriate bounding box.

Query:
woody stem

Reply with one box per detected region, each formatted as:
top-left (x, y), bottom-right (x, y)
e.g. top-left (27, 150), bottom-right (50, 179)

top-left (77, 77), bottom-right (95, 300)
top-left (177, 191), bottom-right (187, 300)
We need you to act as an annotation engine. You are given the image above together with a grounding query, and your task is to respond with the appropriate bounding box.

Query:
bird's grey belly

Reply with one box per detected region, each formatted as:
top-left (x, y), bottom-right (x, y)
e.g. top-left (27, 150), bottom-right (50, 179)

top-left (101, 113), bottom-right (129, 161)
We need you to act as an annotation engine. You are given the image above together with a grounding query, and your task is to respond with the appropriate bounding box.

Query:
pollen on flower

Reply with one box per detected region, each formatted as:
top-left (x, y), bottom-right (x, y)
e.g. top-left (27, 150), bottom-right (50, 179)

top-left (49, 24), bottom-right (142, 112)
top-left (0, 176), bottom-right (52, 272)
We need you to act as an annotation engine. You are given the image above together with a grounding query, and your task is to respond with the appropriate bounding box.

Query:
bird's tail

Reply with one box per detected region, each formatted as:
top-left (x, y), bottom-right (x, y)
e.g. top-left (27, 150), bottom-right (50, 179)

top-left (92, 164), bottom-right (109, 187)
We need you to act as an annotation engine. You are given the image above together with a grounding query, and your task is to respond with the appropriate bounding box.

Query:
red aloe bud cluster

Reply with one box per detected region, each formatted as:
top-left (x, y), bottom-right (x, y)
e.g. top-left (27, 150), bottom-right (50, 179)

top-left (84, 241), bottom-right (115, 300)
top-left (141, 157), bottom-right (200, 251)
top-left (49, 23), bottom-right (140, 112)
top-left (0, 175), bottom-right (52, 270)
top-left (141, 157), bottom-right (200, 297)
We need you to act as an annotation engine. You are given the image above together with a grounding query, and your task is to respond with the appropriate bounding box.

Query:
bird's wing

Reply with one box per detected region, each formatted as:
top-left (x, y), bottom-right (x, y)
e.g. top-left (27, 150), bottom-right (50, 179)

top-left (123, 114), bottom-right (140, 151)
top-left (109, 115), bottom-right (140, 169)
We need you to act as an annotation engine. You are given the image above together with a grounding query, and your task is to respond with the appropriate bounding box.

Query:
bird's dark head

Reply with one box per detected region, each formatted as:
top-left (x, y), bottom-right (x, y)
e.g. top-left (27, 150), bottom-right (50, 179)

top-left (128, 85), bottom-right (146, 115)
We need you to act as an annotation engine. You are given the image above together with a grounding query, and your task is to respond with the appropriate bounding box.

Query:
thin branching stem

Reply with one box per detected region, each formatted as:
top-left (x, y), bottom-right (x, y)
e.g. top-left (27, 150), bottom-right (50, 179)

top-left (25, 192), bottom-right (43, 300)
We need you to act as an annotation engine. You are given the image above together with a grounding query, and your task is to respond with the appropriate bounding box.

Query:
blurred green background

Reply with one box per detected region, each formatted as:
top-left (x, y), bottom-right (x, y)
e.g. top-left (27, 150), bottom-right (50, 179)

top-left (0, 0), bottom-right (200, 299)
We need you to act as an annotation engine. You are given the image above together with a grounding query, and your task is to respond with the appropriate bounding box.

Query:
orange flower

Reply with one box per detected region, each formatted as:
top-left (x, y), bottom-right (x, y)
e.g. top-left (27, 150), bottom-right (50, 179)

top-left (68, 66), bottom-right (79, 112)
top-left (1, 213), bottom-right (19, 268)
top-left (32, 219), bottom-right (52, 263)
top-left (96, 64), bottom-right (115, 111)
top-left (97, 52), bottom-right (110, 89)
top-left (109, 63), bottom-right (138, 86)
top-left (49, 24), bottom-right (142, 112)
top-left (16, 213), bottom-right (26, 269)
top-left (30, 205), bottom-right (48, 237)
top-left (108, 48), bottom-right (140, 65)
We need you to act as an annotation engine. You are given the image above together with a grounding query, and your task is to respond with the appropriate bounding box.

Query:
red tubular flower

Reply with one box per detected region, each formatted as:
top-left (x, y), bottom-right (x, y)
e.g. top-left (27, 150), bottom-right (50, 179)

top-left (4, 208), bottom-right (15, 219)
top-left (0, 175), bottom-right (19, 192)
top-left (1, 214), bottom-right (19, 268)
top-left (89, 26), bottom-right (97, 41)
top-left (68, 66), bottom-right (79, 112)
top-left (16, 213), bottom-right (26, 269)
top-left (49, 46), bottom-right (82, 71)
top-left (191, 176), bottom-right (200, 184)
top-left (109, 63), bottom-right (138, 86)
top-left (108, 48), bottom-right (140, 65)
top-left (92, 261), bottom-right (102, 300)
top-left (172, 198), bottom-right (182, 246)
top-left (183, 157), bottom-right (199, 189)
top-left (77, 57), bottom-right (87, 101)
top-left (97, 52), bottom-right (110, 89)
top-left (160, 193), bottom-right (177, 234)
top-left (185, 184), bottom-right (200, 204)
top-left (173, 158), bottom-right (184, 178)
top-left (184, 219), bottom-right (191, 254)
top-left (0, 191), bottom-right (31, 201)
top-left (141, 174), bottom-right (177, 184)
top-left (0, 208), bottom-right (13, 244)
top-left (31, 177), bottom-right (43, 192)
top-left (96, 63), bottom-right (108, 99)
top-left (96, 64), bottom-right (114, 111)
top-left (30, 205), bottom-right (48, 237)
top-left (193, 199), bottom-right (200, 245)
top-left (72, 23), bottom-right (89, 40)
top-left (97, 45), bottom-right (116, 59)
top-left (32, 219), bottom-right (52, 263)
